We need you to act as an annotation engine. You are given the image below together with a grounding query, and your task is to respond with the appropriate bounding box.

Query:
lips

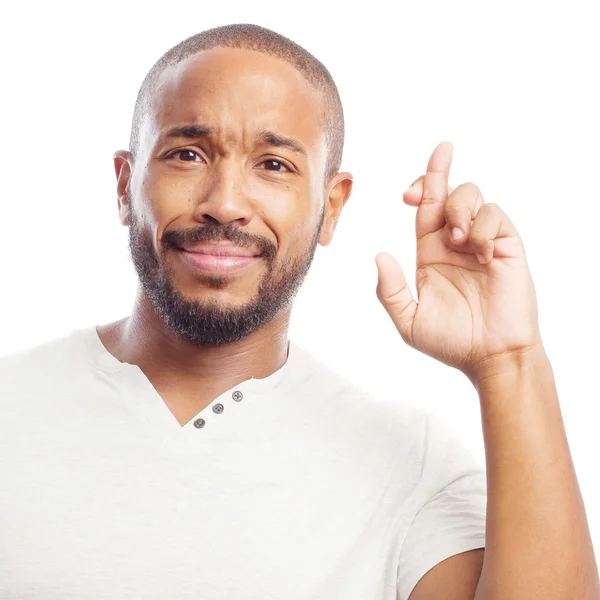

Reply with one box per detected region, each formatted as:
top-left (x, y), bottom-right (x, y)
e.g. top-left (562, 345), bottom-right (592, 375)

top-left (177, 243), bottom-right (260, 257)
top-left (179, 243), bottom-right (260, 276)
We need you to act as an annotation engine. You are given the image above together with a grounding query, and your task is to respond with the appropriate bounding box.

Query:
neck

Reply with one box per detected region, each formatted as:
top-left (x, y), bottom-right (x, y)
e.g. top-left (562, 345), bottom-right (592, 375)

top-left (97, 297), bottom-right (292, 392)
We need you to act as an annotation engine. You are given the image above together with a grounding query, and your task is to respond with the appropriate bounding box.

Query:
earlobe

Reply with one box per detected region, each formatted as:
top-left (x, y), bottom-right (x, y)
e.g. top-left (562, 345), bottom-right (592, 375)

top-left (117, 187), bottom-right (130, 227)
top-left (120, 203), bottom-right (130, 227)
top-left (318, 214), bottom-right (339, 247)
top-left (319, 171), bottom-right (353, 247)
top-left (318, 218), bottom-right (333, 247)
top-left (114, 150), bottom-right (133, 227)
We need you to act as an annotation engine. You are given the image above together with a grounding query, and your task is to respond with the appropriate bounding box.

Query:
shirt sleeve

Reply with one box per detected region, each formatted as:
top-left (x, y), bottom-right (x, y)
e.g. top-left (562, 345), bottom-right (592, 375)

top-left (396, 411), bottom-right (487, 600)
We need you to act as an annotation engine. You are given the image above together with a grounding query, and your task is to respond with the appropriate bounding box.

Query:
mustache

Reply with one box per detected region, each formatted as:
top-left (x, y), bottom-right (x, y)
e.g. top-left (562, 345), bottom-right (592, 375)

top-left (163, 223), bottom-right (277, 261)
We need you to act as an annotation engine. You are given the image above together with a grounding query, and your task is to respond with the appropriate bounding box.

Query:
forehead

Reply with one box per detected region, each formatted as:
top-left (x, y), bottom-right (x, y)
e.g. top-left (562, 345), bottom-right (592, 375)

top-left (142, 47), bottom-right (326, 154)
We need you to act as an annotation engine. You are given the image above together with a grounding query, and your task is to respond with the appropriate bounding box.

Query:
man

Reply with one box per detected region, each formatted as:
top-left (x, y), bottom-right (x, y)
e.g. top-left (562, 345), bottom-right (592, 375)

top-left (0, 22), bottom-right (597, 600)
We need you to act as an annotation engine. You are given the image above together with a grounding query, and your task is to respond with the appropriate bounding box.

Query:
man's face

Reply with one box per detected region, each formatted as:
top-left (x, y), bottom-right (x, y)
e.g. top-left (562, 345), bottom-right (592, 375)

top-left (116, 47), bottom-right (351, 346)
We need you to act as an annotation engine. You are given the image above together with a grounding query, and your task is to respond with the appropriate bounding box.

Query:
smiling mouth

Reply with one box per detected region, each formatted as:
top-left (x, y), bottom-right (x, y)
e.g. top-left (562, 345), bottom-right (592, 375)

top-left (177, 242), bottom-right (260, 257)
top-left (177, 248), bottom-right (260, 275)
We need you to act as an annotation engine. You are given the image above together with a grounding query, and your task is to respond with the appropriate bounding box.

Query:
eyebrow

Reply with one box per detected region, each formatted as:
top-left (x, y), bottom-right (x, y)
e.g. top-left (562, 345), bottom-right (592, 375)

top-left (256, 130), bottom-right (307, 158)
top-left (162, 124), bottom-right (215, 141)
top-left (160, 124), bottom-right (307, 157)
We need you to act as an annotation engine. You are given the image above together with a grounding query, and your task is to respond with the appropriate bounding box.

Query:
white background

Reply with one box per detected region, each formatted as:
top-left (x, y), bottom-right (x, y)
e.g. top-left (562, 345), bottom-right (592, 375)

top-left (1, 0), bottom-right (598, 554)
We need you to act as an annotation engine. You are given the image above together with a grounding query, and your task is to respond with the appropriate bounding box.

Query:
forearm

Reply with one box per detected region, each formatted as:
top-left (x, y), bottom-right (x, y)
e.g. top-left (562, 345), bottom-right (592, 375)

top-left (470, 346), bottom-right (600, 600)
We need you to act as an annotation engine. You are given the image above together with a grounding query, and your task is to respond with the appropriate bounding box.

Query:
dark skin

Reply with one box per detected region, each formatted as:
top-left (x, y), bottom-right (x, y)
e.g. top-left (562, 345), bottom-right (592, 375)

top-left (52, 38), bottom-right (600, 600)
top-left (99, 47), bottom-right (353, 426)
top-left (99, 46), bottom-right (490, 598)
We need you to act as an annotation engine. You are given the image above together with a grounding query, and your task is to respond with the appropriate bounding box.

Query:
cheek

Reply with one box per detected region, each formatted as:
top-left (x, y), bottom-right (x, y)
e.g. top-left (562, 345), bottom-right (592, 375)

top-left (276, 210), bottom-right (321, 263)
top-left (140, 173), bottom-right (195, 227)
top-left (254, 184), bottom-right (312, 245)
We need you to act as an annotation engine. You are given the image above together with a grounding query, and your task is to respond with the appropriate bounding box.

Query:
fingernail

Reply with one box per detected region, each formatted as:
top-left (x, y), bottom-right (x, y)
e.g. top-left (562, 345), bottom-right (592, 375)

top-left (476, 254), bottom-right (486, 264)
top-left (451, 227), bottom-right (464, 241)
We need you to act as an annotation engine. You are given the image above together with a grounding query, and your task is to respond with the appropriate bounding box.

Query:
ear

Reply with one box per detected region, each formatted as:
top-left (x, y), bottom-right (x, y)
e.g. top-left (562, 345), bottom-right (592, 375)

top-left (319, 171), bottom-right (354, 246)
top-left (113, 150), bottom-right (134, 226)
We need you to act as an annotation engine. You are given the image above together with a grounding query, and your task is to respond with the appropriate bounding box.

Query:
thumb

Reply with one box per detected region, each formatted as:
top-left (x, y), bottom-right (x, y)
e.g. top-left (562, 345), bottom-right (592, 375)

top-left (375, 252), bottom-right (417, 345)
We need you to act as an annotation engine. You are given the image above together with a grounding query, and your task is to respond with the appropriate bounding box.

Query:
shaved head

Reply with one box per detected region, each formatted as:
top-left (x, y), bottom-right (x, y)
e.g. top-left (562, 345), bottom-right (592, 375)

top-left (115, 25), bottom-right (353, 347)
top-left (129, 23), bottom-right (344, 183)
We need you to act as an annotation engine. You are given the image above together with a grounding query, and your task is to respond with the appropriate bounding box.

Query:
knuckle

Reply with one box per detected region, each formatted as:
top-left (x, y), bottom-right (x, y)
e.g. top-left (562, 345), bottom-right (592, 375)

top-left (469, 227), bottom-right (484, 242)
top-left (456, 181), bottom-right (478, 193)
top-left (445, 203), bottom-right (463, 219)
top-left (469, 227), bottom-right (492, 247)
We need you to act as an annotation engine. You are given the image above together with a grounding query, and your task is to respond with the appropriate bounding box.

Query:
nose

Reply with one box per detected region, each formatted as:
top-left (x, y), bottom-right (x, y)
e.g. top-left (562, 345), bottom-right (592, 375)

top-left (193, 160), bottom-right (253, 226)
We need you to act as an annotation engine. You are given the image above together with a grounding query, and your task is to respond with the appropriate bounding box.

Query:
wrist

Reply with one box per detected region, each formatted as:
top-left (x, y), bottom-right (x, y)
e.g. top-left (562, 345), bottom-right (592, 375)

top-left (464, 343), bottom-right (550, 390)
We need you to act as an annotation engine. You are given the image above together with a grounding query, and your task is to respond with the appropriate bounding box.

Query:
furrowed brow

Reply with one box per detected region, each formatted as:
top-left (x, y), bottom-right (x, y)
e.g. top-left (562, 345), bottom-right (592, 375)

top-left (158, 125), bottom-right (308, 159)
top-left (256, 130), bottom-right (307, 157)
top-left (160, 124), bottom-right (215, 142)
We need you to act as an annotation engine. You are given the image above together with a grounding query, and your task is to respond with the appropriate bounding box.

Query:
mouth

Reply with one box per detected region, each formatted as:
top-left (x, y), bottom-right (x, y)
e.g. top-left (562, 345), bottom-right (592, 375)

top-left (177, 242), bottom-right (261, 257)
top-left (176, 246), bottom-right (260, 275)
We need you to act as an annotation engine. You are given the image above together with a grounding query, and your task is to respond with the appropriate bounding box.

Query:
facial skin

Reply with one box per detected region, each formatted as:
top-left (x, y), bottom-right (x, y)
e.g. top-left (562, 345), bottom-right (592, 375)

top-left (105, 46), bottom-right (353, 422)
top-left (126, 180), bottom-right (325, 346)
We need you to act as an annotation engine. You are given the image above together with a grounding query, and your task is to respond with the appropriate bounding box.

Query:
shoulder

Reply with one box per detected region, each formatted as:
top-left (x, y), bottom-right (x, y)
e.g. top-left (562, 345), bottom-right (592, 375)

top-left (288, 340), bottom-right (432, 454)
top-left (290, 340), bottom-right (429, 419)
top-left (0, 328), bottom-right (82, 392)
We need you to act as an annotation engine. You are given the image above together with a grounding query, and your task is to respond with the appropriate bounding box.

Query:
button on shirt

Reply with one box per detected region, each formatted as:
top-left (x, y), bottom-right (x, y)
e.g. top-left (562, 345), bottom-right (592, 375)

top-left (0, 325), bottom-right (486, 600)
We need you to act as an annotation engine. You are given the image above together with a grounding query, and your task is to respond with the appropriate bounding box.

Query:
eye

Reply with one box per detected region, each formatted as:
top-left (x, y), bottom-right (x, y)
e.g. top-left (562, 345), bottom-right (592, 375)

top-left (166, 149), bottom-right (204, 162)
top-left (258, 159), bottom-right (291, 172)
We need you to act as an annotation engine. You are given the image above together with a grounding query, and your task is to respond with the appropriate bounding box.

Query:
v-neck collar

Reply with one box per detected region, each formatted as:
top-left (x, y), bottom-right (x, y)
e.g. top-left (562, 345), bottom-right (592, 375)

top-left (77, 324), bottom-right (298, 454)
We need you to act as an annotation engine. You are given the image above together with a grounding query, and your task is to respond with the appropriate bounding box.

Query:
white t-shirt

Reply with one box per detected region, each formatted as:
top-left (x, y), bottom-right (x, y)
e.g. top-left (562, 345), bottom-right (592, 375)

top-left (0, 325), bottom-right (487, 600)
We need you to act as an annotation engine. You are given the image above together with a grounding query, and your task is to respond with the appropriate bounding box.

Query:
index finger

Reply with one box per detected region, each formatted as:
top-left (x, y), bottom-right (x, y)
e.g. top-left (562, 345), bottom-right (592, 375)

top-left (416, 141), bottom-right (454, 240)
top-left (403, 176), bottom-right (454, 206)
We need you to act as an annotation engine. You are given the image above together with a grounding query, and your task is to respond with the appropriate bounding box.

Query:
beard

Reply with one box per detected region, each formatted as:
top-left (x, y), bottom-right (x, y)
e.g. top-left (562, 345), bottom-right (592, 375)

top-left (126, 198), bottom-right (324, 347)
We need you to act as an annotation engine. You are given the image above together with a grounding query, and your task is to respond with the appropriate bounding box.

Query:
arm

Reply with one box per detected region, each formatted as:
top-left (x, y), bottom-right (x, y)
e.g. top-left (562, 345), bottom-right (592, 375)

top-left (409, 345), bottom-right (600, 600)
top-left (376, 143), bottom-right (599, 600)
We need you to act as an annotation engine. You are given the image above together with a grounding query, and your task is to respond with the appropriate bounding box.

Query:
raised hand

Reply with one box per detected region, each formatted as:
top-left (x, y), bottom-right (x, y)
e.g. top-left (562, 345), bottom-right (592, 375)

top-left (375, 142), bottom-right (542, 380)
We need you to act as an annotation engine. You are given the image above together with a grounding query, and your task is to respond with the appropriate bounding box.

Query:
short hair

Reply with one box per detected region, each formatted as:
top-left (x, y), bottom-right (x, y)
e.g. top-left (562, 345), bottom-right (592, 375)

top-left (128, 23), bottom-right (345, 183)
